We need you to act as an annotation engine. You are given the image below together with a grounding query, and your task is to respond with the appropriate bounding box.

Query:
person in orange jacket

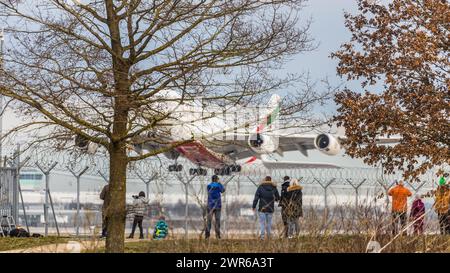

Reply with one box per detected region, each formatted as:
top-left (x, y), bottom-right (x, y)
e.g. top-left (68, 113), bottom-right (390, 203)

top-left (388, 180), bottom-right (412, 235)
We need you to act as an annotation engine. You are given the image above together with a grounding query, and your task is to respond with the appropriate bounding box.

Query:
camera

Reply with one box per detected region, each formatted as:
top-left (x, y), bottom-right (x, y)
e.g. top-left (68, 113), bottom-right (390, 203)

top-left (132, 195), bottom-right (138, 199)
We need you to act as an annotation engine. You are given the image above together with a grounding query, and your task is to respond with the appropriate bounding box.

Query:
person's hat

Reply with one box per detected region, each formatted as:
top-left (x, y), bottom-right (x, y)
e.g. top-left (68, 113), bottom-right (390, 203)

top-left (290, 179), bottom-right (299, 186)
top-left (439, 177), bottom-right (446, 186)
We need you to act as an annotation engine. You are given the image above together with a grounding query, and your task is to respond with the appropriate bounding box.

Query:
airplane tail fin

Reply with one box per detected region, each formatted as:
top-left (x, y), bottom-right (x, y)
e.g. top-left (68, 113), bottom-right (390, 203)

top-left (256, 94), bottom-right (281, 133)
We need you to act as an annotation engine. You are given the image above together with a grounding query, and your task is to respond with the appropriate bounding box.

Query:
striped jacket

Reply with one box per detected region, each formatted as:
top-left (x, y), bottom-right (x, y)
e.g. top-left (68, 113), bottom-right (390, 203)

top-left (132, 196), bottom-right (149, 216)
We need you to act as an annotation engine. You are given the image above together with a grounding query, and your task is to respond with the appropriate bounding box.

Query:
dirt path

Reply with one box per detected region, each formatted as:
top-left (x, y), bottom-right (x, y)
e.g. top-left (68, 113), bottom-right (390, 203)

top-left (0, 238), bottom-right (154, 253)
top-left (0, 240), bottom-right (105, 253)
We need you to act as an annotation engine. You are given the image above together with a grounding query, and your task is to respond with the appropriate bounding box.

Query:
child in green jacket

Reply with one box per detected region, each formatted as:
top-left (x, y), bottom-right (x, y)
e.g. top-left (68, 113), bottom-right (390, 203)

top-left (153, 215), bottom-right (169, 240)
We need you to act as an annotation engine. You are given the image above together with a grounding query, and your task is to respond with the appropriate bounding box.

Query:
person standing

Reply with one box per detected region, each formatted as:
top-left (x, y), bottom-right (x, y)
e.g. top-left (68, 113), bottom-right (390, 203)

top-left (433, 177), bottom-right (450, 235)
top-left (410, 194), bottom-right (425, 235)
top-left (252, 176), bottom-right (280, 240)
top-left (128, 191), bottom-right (149, 239)
top-left (285, 179), bottom-right (303, 238)
top-left (388, 180), bottom-right (412, 235)
top-left (99, 183), bottom-right (110, 238)
top-left (279, 176), bottom-right (291, 238)
top-left (205, 175), bottom-right (225, 239)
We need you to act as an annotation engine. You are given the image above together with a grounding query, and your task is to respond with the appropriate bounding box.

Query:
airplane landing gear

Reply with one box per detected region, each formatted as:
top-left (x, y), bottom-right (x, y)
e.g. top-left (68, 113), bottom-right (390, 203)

top-left (171, 164), bottom-right (241, 176)
top-left (168, 164), bottom-right (183, 172)
top-left (214, 167), bottom-right (231, 176)
top-left (214, 165), bottom-right (241, 176)
top-left (189, 168), bottom-right (207, 176)
top-left (230, 164), bottom-right (242, 172)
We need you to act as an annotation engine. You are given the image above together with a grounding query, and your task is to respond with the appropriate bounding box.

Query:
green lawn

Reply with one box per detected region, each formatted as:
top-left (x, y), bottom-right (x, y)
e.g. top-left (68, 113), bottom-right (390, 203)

top-left (86, 235), bottom-right (450, 253)
top-left (0, 237), bottom-right (69, 251)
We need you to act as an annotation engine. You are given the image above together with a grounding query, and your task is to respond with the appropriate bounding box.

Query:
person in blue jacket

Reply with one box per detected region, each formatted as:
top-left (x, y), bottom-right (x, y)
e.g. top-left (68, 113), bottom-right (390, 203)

top-left (205, 175), bottom-right (225, 239)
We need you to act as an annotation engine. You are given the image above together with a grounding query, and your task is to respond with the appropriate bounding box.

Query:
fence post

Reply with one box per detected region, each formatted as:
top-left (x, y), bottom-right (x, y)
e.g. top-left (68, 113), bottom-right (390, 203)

top-left (314, 178), bottom-right (335, 220)
top-left (12, 165), bottom-right (18, 225)
top-left (221, 176), bottom-right (235, 238)
top-left (135, 172), bottom-right (158, 199)
top-left (175, 174), bottom-right (196, 240)
top-left (406, 180), bottom-right (427, 195)
top-left (13, 155), bottom-right (31, 233)
top-left (47, 190), bottom-right (59, 236)
top-left (68, 166), bottom-right (89, 237)
top-left (237, 177), bottom-right (240, 196)
top-left (246, 176), bottom-right (260, 237)
top-left (347, 179), bottom-right (367, 207)
top-left (184, 182), bottom-right (188, 239)
top-left (36, 162), bottom-right (58, 237)
top-left (7, 146), bottom-right (31, 233)
top-left (376, 179), bottom-right (395, 211)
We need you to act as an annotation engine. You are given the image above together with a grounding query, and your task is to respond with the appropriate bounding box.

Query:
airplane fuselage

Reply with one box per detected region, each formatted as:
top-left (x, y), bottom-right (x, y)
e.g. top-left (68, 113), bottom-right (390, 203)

top-left (175, 141), bottom-right (233, 169)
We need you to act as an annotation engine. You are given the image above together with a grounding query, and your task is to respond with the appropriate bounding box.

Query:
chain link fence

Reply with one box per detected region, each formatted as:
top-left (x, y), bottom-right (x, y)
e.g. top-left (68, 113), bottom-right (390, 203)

top-left (0, 144), bottom-right (447, 237)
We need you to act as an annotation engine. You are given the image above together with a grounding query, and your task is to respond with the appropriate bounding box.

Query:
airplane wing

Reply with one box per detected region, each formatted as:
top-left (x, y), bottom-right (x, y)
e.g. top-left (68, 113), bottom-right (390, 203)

top-left (235, 157), bottom-right (341, 176)
top-left (274, 134), bottom-right (402, 156)
top-left (207, 134), bottom-right (316, 159)
top-left (260, 160), bottom-right (341, 169)
top-left (208, 133), bottom-right (402, 160)
top-left (204, 93), bottom-right (402, 160)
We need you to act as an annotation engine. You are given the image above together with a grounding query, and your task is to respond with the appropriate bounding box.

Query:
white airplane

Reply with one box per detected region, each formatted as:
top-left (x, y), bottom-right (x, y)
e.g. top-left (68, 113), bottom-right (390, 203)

top-left (75, 90), bottom-right (400, 176)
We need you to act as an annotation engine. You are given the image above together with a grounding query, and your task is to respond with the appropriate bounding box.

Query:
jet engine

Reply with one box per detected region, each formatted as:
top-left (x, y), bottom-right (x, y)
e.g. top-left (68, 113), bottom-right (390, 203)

top-left (248, 133), bottom-right (279, 154)
top-left (314, 134), bottom-right (341, 156)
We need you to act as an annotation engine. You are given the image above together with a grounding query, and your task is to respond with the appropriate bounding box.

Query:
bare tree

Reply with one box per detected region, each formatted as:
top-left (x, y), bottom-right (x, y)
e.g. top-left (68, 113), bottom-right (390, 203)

top-left (0, 0), bottom-right (326, 252)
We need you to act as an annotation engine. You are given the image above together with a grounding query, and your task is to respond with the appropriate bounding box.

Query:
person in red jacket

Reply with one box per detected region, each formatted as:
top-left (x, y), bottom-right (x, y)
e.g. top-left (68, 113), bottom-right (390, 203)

top-left (410, 194), bottom-right (425, 235)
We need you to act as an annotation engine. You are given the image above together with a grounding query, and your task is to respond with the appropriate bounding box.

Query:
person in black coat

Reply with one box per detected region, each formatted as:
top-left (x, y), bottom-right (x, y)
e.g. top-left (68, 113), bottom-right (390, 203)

top-left (279, 176), bottom-right (291, 238)
top-left (284, 179), bottom-right (303, 238)
top-left (252, 176), bottom-right (280, 240)
top-left (99, 183), bottom-right (110, 238)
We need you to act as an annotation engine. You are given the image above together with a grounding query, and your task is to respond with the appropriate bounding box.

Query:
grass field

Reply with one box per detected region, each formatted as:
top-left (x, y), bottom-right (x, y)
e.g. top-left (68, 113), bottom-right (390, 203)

top-left (1, 234), bottom-right (448, 253)
top-left (84, 235), bottom-right (450, 253)
top-left (0, 237), bottom-right (69, 251)
top-left (2, 203), bottom-right (449, 253)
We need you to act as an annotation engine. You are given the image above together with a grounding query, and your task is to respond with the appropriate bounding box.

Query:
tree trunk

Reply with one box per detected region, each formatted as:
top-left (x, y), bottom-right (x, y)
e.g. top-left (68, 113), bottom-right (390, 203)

top-left (105, 92), bottom-right (129, 253)
top-left (105, 142), bottom-right (127, 253)
top-left (104, 0), bottom-right (130, 253)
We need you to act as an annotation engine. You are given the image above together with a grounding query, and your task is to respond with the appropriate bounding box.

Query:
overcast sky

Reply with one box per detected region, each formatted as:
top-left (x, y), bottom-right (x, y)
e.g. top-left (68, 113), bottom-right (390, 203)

top-left (278, 0), bottom-right (370, 167)
top-left (288, 0), bottom-right (358, 81)
top-left (1, 0), bottom-right (375, 169)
